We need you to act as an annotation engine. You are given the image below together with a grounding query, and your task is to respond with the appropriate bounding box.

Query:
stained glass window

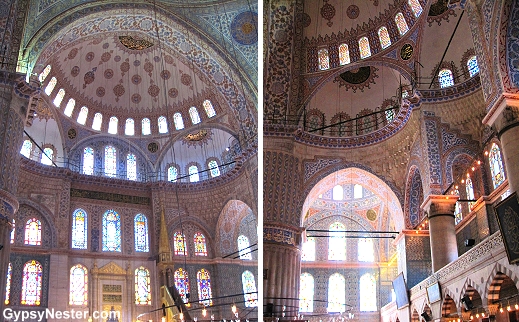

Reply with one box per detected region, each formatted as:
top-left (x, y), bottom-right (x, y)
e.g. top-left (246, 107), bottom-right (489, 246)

top-left (318, 48), bottom-right (330, 70)
top-left (174, 268), bottom-right (190, 303)
top-left (168, 166), bottom-right (178, 182)
top-left (328, 222), bottom-right (346, 260)
top-left (203, 100), bottom-right (216, 118)
top-left (360, 273), bottom-right (377, 311)
top-left (438, 69), bottom-right (454, 88)
top-left (189, 165), bottom-right (199, 182)
top-left (21, 139), bottom-right (32, 158)
top-left (44, 77), bottom-right (57, 95)
top-left (328, 273), bottom-right (345, 312)
top-left (104, 146), bottom-right (117, 177)
top-left (208, 160), bottom-right (220, 177)
top-left (25, 218), bottom-right (41, 246)
top-left (142, 118), bottom-right (151, 135)
top-left (174, 232), bottom-right (188, 256)
top-left (21, 260), bottom-right (43, 306)
top-left (467, 56), bottom-right (479, 77)
top-left (194, 232), bottom-right (208, 256)
top-left (173, 113), bottom-right (184, 130)
top-left (53, 89), bottom-right (65, 107)
top-left (242, 271), bottom-right (258, 307)
top-left (134, 214), bottom-right (149, 252)
top-left (41, 147), bottom-right (53, 165)
top-left (466, 177), bottom-right (475, 210)
top-left (77, 106), bottom-right (88, 125)
top-left (339, 44), bottom-right (350, 65)
top-left (395, 13), bottom-right (409, 35)
top-left (102, 210), bottom-right (121, 252)
top-left (354, 184), bottom-right (363, 199)
top-left (408, 0), bottom-right (423, 17)
top-left (39, 65), bottom-right (51, 82)
top-left (302, 237), bottom-right (315, 261)
top-left (358, 238), bottom-right (374, 262)
top-left (5, 262), bottom-right (12, 305)
top-left (108, 116), bottom-right (118, 134)
top-left (489, 143), bottom-right (506, 189)
top-left (69, 264), bottom-right (88, 305)
top-left (299, 273), bottom-right (314, 312)
top-left (135, 267), bottom-right (151, 305)
top-left (454, 189), bottom-right (463, 225)
top-left (189, 107), bottom-right (201, 125)
top-left (92, 113), bottom-right (102, 131)
top-left (71, 209), bottom-right (88, 249)
top-left (197, 269), bottom-right (213, 306)
top-left (159, 116), bottom-right (169, 133)
top-left (332, 185), bottom-right (343, 200)
top-left (82, 147), bottom-right (94, 175)
top-left (238, 235), bottom-right (252, 260)
top-left (378, 27), bottom-right (391, 49)
top-left (64, 98), bottom-right (75, 117)
top-left (125, 118), bottom-right (135, 136)
top-left (10, 219), bottom-right (15, 244)
top-left (358, 37), bottom-right (371, 59)
top-left (127, 153), bottom-right (137, 181)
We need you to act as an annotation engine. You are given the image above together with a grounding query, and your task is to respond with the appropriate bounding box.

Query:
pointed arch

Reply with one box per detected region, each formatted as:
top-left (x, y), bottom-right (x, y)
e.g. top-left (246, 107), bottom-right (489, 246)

top-left (241, 270), bottom-right (258, 307)
top-left (174, 268), bottom-right (190, 303)
top-left (69, 264), bottom-right (88, 305)
top-left (135, 267), bottom-right (151, 305)
top-left (21, 260), bottom-right (43, 305)
top-left (71, 209), bottom-right (88, 249)
top-left (134, 214), bottom-right (149, 252)
top-left (102, 210), bottom-right (121, 252)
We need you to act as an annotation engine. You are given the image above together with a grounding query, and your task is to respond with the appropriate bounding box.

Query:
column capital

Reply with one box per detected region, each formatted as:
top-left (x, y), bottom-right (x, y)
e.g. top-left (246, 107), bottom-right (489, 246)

top-left (421, 195), bottom-right (459, 218)
top-left (483, 96), bottom-right (519, 128)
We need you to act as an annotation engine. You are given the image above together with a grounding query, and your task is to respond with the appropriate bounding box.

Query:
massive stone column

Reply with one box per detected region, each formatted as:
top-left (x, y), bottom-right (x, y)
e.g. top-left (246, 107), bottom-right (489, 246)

top-left (421, 195), bottom-right (459, 272)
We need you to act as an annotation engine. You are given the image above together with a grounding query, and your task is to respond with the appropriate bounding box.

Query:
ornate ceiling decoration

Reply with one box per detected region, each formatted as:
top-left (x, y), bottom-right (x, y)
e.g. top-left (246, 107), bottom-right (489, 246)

top-left (334, 66), bottom-right (379, 92)
top-left (118, 36), bottom-right (154, 51)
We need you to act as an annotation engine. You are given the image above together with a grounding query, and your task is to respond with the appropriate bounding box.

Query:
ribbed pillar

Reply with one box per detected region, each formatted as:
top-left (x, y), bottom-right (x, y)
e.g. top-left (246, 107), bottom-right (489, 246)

top-left (421, 195), bottom-right (459, 272)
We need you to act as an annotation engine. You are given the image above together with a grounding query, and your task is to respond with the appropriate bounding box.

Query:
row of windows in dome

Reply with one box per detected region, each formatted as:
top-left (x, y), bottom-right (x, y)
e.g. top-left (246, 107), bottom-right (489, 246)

top-left (298, 272), bottom-right (378, 313)
top-left (437, 56), bottom-right (479, 89)
top-left (174, 232), bottom-right (253, 260)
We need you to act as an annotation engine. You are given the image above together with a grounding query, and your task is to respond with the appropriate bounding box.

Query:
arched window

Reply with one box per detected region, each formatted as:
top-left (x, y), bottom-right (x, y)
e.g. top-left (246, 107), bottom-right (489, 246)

top-left (328, 273), bottom-right (345, 312)
top-left (467, 56), bottom-right (479, 77)
top-left (108, 116), bottom-right (118, 134)
top-left (438, 69), bottom-right (454, 88)
top-left (354, 184), bottom-right (363, 199)
top-left (332, 185), bottom-right (343, 200)
top-left (378, 27), bottom-right (391, 49)
top-left (339, 43), bottom-right (350, 65)
top-left (83, 147), bottom-right (94, 175)
top-left (69, 264), bottom-right (88, 305)
top-left (168, 166), bottom-right (178, 182)
top-left (318, 48), bottom-right (330, 70)
top-left (189, 107), bottom-right (201, 124)
top-left (194, 232), bottom-right (208, 256)
top-left (142, 118), bottom-right (151, 135)
top-left (135, 267), bottom-right (151, 305)
top-left (328, 222), bottom-right (346, 260)
top-left (454, 188), bottom-right (463, 225)
top-left (173, 113), bottom-right (184, 130)
top-left (174, 232), bottom-right (188, 256)
top-left (197, 269), bottom-right (213, 306)
top-left (44, 77), bottom-right (57, 95)
top-left (102, 210), bottom-right (121, 252)
top-left (21, 260), bottom-right (43, 305)
top-left (24, 218), bottom-right (41, 246)
top-left (159, 116), bottom-right (169, 133)
top-left (238, 235), bottom-right (252, 260)
top-left (188, 165), bottom-right (199, 182)
top-left (104, 145), bottom-right (117, 177)
top-left (71, 209), bottom-right (88, 249)
top-left (208, 160), bottom-right (220, 177)
top-left (242, 271), bottom-right (258, 307)
top-left (466, 177), bottom-right (475, 210)
top-left (77, 106), bottom-right (88, 125)
top-left (64, 98), bottom-right (75, 117)
top-left (134, 214), bottom-right (149, 252)
top-left (203, 100), bottom-right (216, 118)
top-left (5, 262), bottom-right (12, 305)
top-left (395, 13), bottom-right (409, 35)
top-left (53, 89), bottom-right (65, 107)
top-left (20, 139), bottom-right (32, 158)
top-left (302, 237), bottom-right (315, 261)
top-left (127, 153), bottom-right (137, 181)
top-left (358, 238), bottom-right (374, 262)
top-left (41, 147), bottom-right (53, 165)
top-left (92, 113), bottom-right (103, 131)
top-left (125, 118), bottom-right (135, 136)
top-left (174, 268), bottom-right (190, 303)
top-left (10, 219), bottom-right (15, 244)
top-left (408, 0), bottom-right (423, 17)
top-left (39, 65), bottom-right (51, 82)
top-left (489, 143), bottom-right (506, 189)
top-left (359, 37), bottom-right (371, 59)
top-left (360, 273), bottom-right (377, 311)
top-left (299, 273), bottom-right (314, 312)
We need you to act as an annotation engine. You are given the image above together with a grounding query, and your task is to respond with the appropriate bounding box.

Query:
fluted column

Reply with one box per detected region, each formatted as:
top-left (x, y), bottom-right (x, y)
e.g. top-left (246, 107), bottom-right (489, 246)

top-left (421, 195), bottom-right (459, 272)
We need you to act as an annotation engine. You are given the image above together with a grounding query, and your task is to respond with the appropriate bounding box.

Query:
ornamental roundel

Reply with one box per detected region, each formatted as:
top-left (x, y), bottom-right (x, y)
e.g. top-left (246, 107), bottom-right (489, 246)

top-left (230, 11), bottom-right (258, 45)
top-left (101, 52), bottom-right (111, 63)
top-left (400, 44), bottom-right (414, 60)
top-left (120, 61), bottom-right (130, 74)
top-left (148, 84), bottom-right (160, 97)
top-left (67, 128), bottom-right (77, 139)
top-left (161, 70), bottom-right (171, 80)
top-left (168, 88), bottom-right (178, 98)
top-left (113, 84), bottom-right (125, 98)
top-left (164, 55), bottom-right (174, 64)
top-left (366, 209), bottom-right (377, 221)
top-left (181, 74), bottom-right (192, 86)
top-left (320, 0), bottom-right (336, 27)
top-left (104, 69), bottom-right (114, 79)
top-left (131, 94), bottom-right (141, 104)
top-left (114, 55), bottom-right (121, 62)
top-left (144, 60), bottom-right (153, 75)
top-left (96, 87), bottom-right (106, 97)
top-left (68, 48), bottom-right (78, 60)
top-left (153, 56), bottom-right (160, 62)
top-left (84, 71), bottom-right (95, 87)
top-left (346, 5), bottom-right (360, 19)
top-left (132, 75), bottom-right (142, 85)
top-left (133, 60), bottom-right (141, 67)
top-left (147, 142), bottom-right (159, 153)
top-left (71, 66), bottom-right (80, 77)
top-left (85, 52), bottom-right (95, 62)
top-left (102, 43), bottom-right (109, 49)
top-left (298, 12), bottom-right (311, 28)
